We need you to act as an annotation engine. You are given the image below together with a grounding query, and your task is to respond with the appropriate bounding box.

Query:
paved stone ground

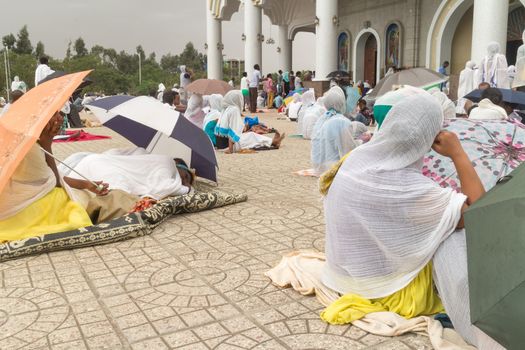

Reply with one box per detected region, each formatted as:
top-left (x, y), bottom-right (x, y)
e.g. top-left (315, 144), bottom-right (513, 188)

top-left (0, 112), bottom-right (433, 349)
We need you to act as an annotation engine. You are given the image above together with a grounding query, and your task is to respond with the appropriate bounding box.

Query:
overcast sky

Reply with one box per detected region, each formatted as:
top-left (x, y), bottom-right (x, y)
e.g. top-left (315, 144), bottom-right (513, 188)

top-left (0, 0), bottom-right (315, 73)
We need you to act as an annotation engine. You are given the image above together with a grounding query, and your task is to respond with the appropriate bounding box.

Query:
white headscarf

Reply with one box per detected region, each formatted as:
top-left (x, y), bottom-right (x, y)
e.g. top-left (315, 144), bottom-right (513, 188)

top-left (158, 83), bottom-right (166, 92)
top-left (10, 76), bottom-right (21, 92)
top-left (301, 90), bottom-right (315, 106)
top-left (429, 90), bottom-right (456, 119)
top-left (458, 61), bottom-right (476, 99)
top-left (302, 97), bottom-right (327, 140)
top-left (322, 93), bottom-right (467, 298)
top-left (297, 90), bottom-right (316, 134)
top-left (323, 86), bottom-right (347, 114)
top-left (311, 86), bottom-right (355, 174)
top-left (216, 90), bottom-right (244, 142)
top-left (184, 94), bottom-right (205, 128)
top-left (203, 94), bottom-right (224, 129)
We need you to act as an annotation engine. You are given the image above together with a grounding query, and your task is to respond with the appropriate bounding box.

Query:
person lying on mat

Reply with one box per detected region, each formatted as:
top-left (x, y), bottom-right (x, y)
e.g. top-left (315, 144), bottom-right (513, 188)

top-left (0, 108), bottom-right (104, 242)
top-left (64, 147), bottom-right (195, 200)
top-left (215, 90), bottom-right (285, 154)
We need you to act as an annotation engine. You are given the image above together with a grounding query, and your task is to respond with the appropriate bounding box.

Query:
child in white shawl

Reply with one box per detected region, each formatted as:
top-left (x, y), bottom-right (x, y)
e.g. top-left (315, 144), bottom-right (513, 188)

top-left (323, 92), bottom-right (502, 349)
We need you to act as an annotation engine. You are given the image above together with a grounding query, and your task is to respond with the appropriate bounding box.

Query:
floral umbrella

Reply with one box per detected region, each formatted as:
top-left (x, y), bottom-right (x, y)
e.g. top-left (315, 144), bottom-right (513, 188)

top-left (423, 118), bottom-right (525, 191)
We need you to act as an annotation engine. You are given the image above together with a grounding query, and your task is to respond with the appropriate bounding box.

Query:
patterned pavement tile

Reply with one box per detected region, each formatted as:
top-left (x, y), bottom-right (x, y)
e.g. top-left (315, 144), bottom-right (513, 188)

top-left (0, 113), bottom-right (434, 349)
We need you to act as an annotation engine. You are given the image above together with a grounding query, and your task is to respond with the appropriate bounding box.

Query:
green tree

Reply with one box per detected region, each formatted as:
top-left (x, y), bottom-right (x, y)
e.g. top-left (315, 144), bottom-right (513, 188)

top-left (160, 53), bottom-right (178, 74)
top-left (177, 42), bottom-right (205, 72)
top-left (90, 45), bottom-right (104, 57)
top-left (74, 37), bottom-right (88, 57)
top-left (35, 41), bottom-right (45, 58)
top-left (2, 34), bottom-right (16, 49)
top-left (14, 25), bottom-right (32, 54)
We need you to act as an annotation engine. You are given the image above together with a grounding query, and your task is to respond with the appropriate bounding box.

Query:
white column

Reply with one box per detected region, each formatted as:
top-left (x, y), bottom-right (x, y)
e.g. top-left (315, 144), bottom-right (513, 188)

top-left (206, 5), bottom-right (223, 80)
top-left (244, 0), bottom-right (262, 76)
top-left (278, 25), bottom-right (292, 71)
top-left (315, 0), bottom-right (338, 80)
top-left (471, 0), bottom-right (508, 65)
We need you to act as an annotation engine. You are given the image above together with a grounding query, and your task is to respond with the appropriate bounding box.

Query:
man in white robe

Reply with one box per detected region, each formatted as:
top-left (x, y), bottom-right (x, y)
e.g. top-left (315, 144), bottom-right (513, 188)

top-left (34, 56), bottom-right (54, 86)
top-left (478, 42), bottom-right (508, 88)
top-left (456, 61), bottom-right (477, 114)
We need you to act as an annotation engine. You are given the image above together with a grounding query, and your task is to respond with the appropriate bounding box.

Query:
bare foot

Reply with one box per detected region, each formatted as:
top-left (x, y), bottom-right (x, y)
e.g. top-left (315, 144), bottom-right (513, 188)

top-left (271, 132), bottom-right (286, 149)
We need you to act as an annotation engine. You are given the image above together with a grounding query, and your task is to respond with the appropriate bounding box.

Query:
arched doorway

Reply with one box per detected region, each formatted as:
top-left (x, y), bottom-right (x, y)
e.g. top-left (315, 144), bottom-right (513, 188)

top-left (353, 28), bottom-right (381, 85)
top-left (364, 35), bottom-right (378, 84)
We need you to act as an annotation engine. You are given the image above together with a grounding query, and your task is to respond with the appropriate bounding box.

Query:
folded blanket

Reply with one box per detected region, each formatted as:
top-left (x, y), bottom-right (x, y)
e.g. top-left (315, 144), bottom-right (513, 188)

top-left (265, 251), bottom-right (476, 350)
top-left (0, 186), bottom-right (247, 261)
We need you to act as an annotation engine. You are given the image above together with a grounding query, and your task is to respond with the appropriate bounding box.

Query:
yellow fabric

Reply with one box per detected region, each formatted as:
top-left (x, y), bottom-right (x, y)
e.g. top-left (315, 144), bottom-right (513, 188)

top-left (0, 188), bottom-right (92, 242)
top-left (320, 264), bottom-right (444, 325)
top-left (319, 151), bottom-right (352, 196)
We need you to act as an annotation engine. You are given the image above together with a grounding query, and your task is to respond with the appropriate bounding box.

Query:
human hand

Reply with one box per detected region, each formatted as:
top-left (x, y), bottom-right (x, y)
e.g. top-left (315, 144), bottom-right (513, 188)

top-left (86, 181), bottom-right (110, 196)
top-left (432, 131), bottom-right (465, 159)
top-left (39, 112), bottom-right (63, 147)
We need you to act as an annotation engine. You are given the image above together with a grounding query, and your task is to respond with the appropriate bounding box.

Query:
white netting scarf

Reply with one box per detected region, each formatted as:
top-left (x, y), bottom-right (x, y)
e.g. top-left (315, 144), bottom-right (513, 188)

top-left (322, 93), bottom-right (467, 299)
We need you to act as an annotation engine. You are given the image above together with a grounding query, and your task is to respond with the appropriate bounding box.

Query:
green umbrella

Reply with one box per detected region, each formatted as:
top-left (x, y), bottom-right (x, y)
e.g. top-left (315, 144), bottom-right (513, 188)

top-left (464, 163), bottom-right (525, 349)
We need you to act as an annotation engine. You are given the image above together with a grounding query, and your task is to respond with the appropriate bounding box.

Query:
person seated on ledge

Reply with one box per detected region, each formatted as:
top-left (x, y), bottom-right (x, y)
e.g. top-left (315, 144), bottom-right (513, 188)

top-left (0, 108), bottom-right (105, 242)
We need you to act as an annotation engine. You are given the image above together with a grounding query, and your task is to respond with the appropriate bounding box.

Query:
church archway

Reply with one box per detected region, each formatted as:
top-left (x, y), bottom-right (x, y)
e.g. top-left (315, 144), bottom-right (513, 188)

top-left (353, 28), bottom-right (381, 85)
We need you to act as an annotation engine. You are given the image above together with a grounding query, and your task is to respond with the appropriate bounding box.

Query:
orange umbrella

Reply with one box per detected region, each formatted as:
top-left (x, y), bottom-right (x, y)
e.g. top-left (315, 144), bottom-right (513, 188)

top-left (0, 70), bottom-right (91, 195)
top-left (186, 79), bottom-right (232, 95)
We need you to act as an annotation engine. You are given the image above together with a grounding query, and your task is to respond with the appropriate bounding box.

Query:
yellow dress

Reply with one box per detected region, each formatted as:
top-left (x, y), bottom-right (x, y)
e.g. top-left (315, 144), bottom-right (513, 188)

top-left (0, 187), bottom-right (92, 242)
top-left (321, 264), bottom-right (444, 324)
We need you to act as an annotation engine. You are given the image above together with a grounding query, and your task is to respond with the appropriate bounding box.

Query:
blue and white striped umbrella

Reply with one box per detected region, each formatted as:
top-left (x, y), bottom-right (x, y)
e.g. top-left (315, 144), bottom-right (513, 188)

top-left (87, 96), bottom-right (218, 182)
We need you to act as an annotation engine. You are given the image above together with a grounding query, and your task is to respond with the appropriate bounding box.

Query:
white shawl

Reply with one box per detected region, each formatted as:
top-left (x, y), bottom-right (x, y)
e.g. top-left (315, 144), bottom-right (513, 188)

top-left (322, 93), bottom-right (467, 299)
top-left (0, 144), bottom-right (56, 220)
top-left (479, 42), bottom-right (509, 88)
top-left (302, 98), bottom-right (326, 140)
top-left (67, 151), bottom-right (189, 200)
top-left (185, 94), bottom-right (205, 128)
top-left (468, 98), bottom-right (508, 120)
top-left (297, 90), bottom-right (316, 134)
top-left (215, 90), bottom-right (244, 143)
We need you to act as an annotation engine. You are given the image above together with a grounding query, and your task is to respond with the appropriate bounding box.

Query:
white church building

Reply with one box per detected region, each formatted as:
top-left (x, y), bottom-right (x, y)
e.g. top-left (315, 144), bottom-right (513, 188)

top-left (206, 0), bottom-right (525, 90)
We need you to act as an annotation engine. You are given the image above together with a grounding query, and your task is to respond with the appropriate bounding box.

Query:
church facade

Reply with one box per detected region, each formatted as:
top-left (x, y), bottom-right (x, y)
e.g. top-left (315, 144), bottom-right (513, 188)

top-left (206, 0), bottom-right (525, 88)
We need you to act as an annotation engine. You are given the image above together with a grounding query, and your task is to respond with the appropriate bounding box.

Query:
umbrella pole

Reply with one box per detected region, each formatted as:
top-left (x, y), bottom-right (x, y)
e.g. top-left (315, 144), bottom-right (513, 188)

top-left (39, 147), bottom-right (104, 192)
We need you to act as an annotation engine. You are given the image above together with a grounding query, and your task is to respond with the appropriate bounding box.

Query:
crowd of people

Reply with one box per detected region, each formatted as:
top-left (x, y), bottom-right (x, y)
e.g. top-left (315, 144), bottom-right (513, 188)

top-left (1, 32), bottom-right (525, 348)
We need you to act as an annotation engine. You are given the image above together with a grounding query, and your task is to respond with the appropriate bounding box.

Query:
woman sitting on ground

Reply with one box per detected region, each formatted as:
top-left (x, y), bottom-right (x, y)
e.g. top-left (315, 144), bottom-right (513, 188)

top-left (184, 94), bottom-right (205, 128)
top-left (215, 90), bottom-right (285, 154)
top-left (287, 93), bottom-right (302, 121)
top-left (311, 86), bottom-right (366, 175)
top-left (0, 109), bottom-right (100, 241)
top-left (302, 97), bottom-right (326, 140)
top-left (322, 93), bottom-right (502, 349)
top-left (297, 90), bottom-right (316, 135)
top-left (202, 94), bottom-right (223, 146)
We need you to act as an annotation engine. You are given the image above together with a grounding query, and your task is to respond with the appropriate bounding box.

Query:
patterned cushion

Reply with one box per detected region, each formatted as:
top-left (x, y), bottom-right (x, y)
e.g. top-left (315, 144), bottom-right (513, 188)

top-left (0, 186), bottom-right (247, 261)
